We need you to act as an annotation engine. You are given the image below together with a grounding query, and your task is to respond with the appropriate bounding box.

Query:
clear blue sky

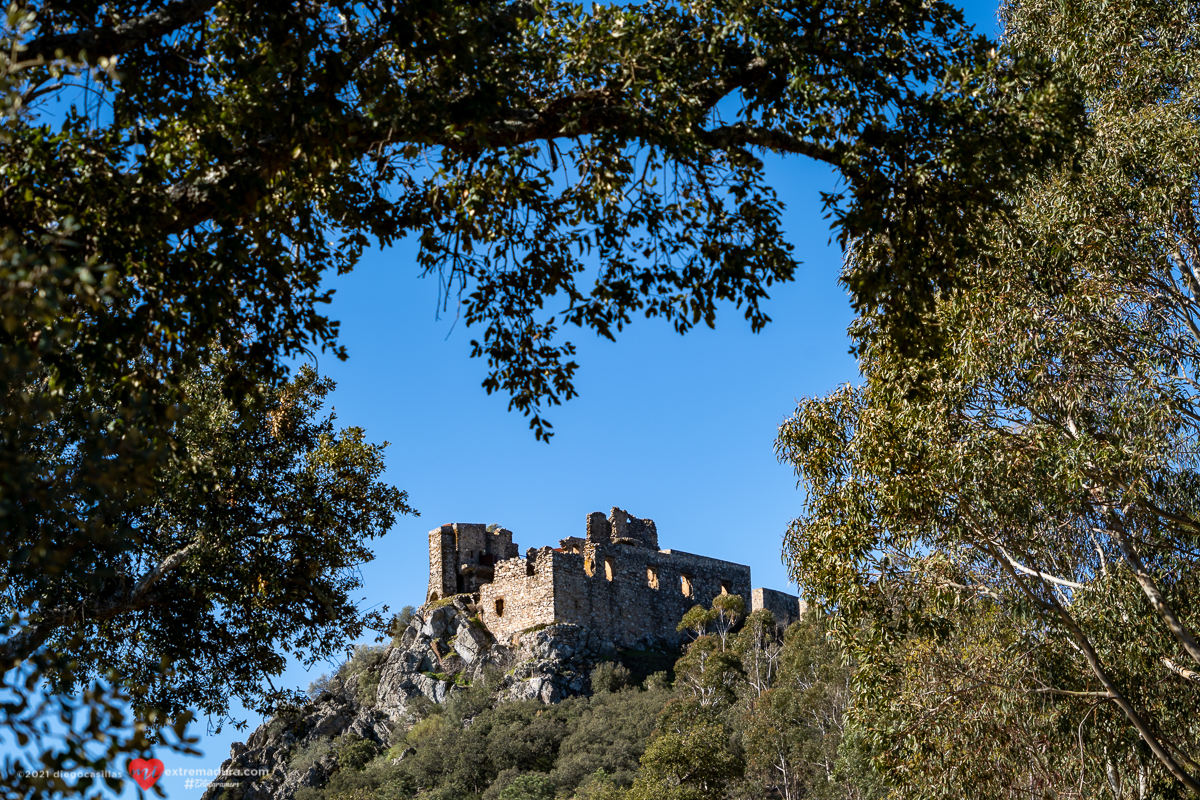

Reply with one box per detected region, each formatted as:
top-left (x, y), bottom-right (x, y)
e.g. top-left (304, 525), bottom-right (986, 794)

top-left (101, 1), bottom-right (1002, 794)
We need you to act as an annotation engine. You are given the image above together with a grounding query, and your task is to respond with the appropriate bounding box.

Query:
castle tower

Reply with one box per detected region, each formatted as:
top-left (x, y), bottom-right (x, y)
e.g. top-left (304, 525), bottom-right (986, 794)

top-left (426, 523), bottom-right (519, 603)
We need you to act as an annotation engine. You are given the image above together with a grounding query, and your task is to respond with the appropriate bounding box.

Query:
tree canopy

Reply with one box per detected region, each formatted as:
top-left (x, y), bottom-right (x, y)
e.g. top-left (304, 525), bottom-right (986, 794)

top-left (778, 0), bottom-right (1200, 792)
top-left (2, 361), bottom-right (409, 798)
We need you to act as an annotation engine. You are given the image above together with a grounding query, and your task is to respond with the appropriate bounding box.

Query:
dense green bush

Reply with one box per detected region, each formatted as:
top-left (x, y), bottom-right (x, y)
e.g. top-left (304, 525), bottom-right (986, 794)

top-left (335, 735), bottom-right (381, 771)
top-left (549, 689), bottom-right (667, 790)
top-left (572, 770), bottom-right (625, 800)
top-left (320, 759), bottom-right (414, 800)
top-left (497, 773), bottom-right (556, 800)
top-left (588, 662), bottom-right (631, 694)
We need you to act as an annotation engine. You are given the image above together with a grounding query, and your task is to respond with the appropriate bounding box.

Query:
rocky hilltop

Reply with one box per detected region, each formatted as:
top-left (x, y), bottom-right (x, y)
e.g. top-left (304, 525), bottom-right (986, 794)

top-left (204, 596), bottom-right (657, 800)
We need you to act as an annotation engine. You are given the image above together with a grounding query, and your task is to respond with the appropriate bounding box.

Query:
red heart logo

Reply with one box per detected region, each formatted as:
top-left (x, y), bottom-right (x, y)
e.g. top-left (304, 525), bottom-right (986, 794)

top-left (127, 758), bottom-right (164, 790)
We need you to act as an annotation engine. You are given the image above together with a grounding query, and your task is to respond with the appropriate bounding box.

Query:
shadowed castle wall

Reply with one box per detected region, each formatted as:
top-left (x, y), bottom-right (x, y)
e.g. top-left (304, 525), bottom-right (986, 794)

top-left (551, 543), bottom-right (753, 646)
top-left (751, 587), bottom-right (808, 626)
top-left (427, 523), bottom-right (519, 602)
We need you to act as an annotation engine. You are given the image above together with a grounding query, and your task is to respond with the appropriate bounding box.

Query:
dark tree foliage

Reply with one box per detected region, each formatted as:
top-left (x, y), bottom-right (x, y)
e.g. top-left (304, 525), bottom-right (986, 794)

top-left (45, 366), bottom-right (409, 721)
top-left (1, 362), bottom-right (410, 798)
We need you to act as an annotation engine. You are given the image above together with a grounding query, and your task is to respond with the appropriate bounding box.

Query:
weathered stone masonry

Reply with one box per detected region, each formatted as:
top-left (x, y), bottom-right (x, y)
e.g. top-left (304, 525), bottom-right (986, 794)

top-left (752, 587), bottom-right (808, 625)
top-left (426, 507), bottom-right (805, 647)
top-left (428, 523), bottom-right (520, 600)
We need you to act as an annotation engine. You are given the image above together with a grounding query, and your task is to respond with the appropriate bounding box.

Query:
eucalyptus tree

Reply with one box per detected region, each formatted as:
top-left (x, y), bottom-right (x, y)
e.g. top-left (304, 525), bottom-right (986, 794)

top-left (740, 614), bottom-right (864, 800)
top-left (777, 0), bottom-right (1200, 792)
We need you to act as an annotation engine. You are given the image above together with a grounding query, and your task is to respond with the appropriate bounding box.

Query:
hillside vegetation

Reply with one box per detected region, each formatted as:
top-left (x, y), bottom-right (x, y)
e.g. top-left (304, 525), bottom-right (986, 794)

top-left (211, 598), bottom-right (874, 800)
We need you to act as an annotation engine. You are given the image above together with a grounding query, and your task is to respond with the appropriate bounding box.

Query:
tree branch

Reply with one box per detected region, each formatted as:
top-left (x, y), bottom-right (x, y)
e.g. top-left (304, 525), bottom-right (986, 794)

top-left (984, 540), bottom-right (1200, 794)
top-left (695, 57), bottom-right (771, 112)
top-left (1164, 657), bottom-right (1200, 684)
top-left (129, 537), bottom-right (205, 603)
top-left (700, 124), bottom-right (841, 165)
top-left (0, 538), bottom-right (204, 667)
top-left (17, 0), bottom-right (220, 65)
top-left (1102, 510), bottom-right (1200, 670)
top-left (992, 542), bottom-right (1086, 590)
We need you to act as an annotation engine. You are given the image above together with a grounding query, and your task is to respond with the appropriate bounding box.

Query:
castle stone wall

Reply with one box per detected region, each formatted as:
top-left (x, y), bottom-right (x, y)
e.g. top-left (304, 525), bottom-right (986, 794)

top-left (555, 542), bottom-right (752, 646)
top-left (427, 506), bottom-right (800, 649)
top-left (479, 547), bottom-right (557, 640)
top-left (751, 587), bottom-right (807, 626)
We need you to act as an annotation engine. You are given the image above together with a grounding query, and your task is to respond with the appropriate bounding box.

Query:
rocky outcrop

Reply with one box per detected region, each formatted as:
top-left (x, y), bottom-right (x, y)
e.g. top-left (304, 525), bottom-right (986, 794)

top-left (374, 595), bottom-right (510, 719)
top-left (213, 692), bottom-right (392, 800)
top-left (502, 623), bottom-right (616, 703)
top-left (203, 597), bottom-right (621, 800)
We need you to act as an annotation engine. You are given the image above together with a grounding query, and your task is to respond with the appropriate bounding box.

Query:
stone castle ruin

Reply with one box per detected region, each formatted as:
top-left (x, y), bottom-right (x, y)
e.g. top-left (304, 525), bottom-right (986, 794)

top-left (202, 509), bottom-right (810, 800)
top-left (427, 507), bottom-right (806, 647)
top-left (198, 508), bottom-right (811, 800)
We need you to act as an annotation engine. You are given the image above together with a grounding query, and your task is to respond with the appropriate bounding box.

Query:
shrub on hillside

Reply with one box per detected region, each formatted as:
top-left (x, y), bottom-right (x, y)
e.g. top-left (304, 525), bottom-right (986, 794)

top-left (339, 644), bottom-right (387, 679)
top-left (290, 739), bottom-right (333, 773)
top-left (498, 773), bottom-right (556, 800)
top-left (589, 662), bottom-right (631, 694)
top-left (388, 606), bottom-right (417, 643)
top-left (550, 688), bottom-right (667, 791)
top-left (335, 734), bottom-right (380, 771)
top-left (307, 673), bottom-right (333, 700)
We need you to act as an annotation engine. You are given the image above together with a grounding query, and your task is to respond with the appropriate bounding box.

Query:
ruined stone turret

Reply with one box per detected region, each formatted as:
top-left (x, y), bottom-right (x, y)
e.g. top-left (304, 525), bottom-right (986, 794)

top-left (583, 507), bottom-right (659, 549)
top-left (426, 523), bottom-right (520, 602)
